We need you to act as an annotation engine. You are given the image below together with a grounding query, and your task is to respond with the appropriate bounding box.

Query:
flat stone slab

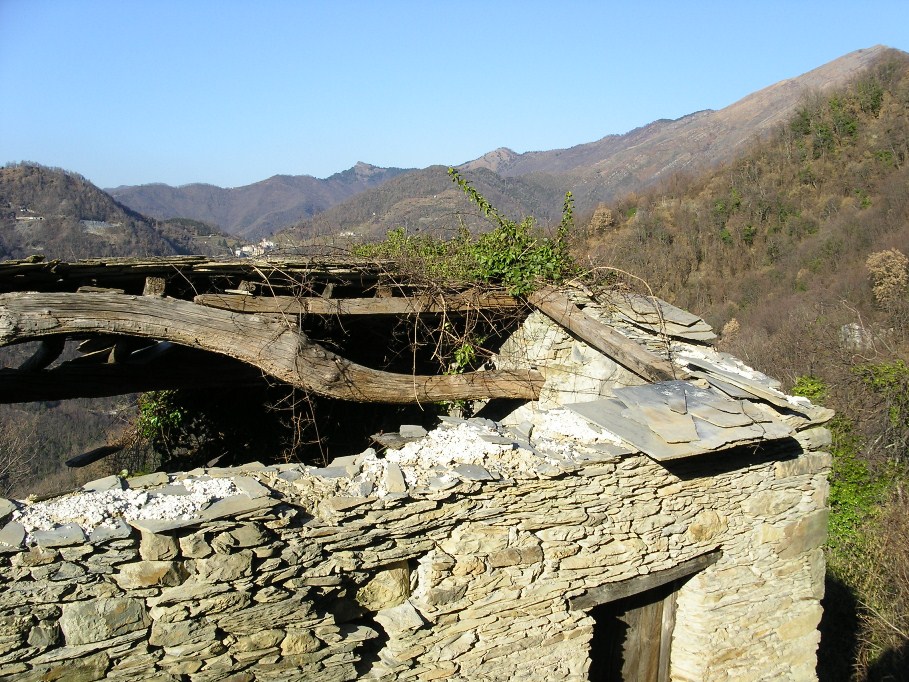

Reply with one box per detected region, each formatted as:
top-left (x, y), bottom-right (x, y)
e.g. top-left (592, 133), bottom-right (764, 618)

top-left (568, 379), bottom-right (794, 462)
top-left (152, 484), bottom-right (191, 496)
top-left (351, 480), bottom-right (375, 497)
top-left (321, 496), bottom-right (371, 512)
top-left (59, 598), bottom-right (150, 646)
top-left (31, 629), bottom-right (146, 664)
top-left (371, 432), bottom-right (420, 450)
top-left (399, 424), bottom-right (428, 438)
top-left (88, 519), bottom-right (133, 543)
top-left (452, 464), bottom-right (495, 481)
top-left (82, 475), bottom-right (126, 493)
top-left (306, 466), bottom-right (351, 479)
top-left (0, 521), bottom-right (25, 551)
top-left (230, 476), bottom-right (272, 499)
top-left (426, 476), bottom-right (459, 491)
top-left (383, 463), bottom-right (408, 494)
top-left (33, 523), bottom-right (87, 548)
top-left (328, 455), bottom-right (363, 477)
top-left (0, 497), bottom-right (17, 519)
top-left (479, 434), bottom-right (516, 445)
top-left (128, 517), bottom-right (205, 534)
top-left (199, 493), bottom-right (278, 521)
top-left (127, 472), bottom-right (169, 488)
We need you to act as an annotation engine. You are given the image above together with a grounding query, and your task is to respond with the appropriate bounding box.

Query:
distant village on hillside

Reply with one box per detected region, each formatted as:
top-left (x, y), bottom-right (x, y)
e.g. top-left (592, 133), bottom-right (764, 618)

top-left (234, 238), bottom-right (276, 258)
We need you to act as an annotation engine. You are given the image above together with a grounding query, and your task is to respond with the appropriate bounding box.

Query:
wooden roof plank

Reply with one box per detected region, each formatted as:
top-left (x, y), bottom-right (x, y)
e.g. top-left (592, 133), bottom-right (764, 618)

top-left (193, 291), bottom-right (520, 316)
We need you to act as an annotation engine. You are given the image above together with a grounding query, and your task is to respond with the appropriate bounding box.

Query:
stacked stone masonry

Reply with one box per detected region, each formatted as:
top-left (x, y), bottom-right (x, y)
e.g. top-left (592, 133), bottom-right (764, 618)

top-left (0, 301), bottom-right (832, 681)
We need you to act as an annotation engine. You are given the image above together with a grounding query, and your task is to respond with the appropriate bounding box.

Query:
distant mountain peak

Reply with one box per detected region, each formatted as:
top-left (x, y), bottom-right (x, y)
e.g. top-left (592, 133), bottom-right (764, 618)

top-left (351, 161), bottom-right (384, 178)
top-left (459, 147), bottom-right (519, 173)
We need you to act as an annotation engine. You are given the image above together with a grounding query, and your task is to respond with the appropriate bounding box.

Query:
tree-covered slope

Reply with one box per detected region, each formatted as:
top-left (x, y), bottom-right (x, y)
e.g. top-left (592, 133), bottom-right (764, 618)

top-left (583, 51), bottom-right (909, 680)
top-left (284, 165), bottom-right (569, 243)
top-left (0, 163), bottom-right (229, 260)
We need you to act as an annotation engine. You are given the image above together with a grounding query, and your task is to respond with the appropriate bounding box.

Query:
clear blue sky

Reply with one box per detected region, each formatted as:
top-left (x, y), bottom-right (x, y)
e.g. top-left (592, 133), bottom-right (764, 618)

top-left (2, 1), bottom-right (907, 189)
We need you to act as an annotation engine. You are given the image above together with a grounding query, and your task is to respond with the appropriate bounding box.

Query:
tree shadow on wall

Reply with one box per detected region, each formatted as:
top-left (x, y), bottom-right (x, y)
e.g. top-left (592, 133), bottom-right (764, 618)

top-left (817, 572), bottom-right (860, 682)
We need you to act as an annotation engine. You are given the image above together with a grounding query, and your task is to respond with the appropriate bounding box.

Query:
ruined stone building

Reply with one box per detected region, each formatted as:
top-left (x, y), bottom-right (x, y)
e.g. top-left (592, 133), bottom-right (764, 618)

top-left (0, 257), bottom-right (832, 680)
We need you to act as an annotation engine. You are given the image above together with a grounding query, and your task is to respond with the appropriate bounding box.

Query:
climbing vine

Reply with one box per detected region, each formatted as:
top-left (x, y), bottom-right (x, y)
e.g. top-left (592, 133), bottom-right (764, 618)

top-left (354, 169), bottom-right (578, 296)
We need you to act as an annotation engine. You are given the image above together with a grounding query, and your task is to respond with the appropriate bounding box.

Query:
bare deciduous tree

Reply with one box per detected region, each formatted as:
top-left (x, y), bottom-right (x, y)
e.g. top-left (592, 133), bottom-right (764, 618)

top-left (0, 412), bottom-right (38, 497)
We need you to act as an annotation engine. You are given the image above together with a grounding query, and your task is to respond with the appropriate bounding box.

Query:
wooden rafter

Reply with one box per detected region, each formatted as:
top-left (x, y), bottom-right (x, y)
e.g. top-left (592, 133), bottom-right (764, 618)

top-left (527, 286), bottom-right (685, 384)
top-left (0, 355), bottom-right (264, 402)
top-left (0, 292), bottom-right (543, 403)
top-left (193, 291), bottom-right (519, 316)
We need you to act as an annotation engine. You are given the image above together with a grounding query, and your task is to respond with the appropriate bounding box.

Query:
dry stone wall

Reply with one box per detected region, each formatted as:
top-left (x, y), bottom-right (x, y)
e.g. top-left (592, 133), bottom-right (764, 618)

top-left (0, 419), bottom-right (830, 681)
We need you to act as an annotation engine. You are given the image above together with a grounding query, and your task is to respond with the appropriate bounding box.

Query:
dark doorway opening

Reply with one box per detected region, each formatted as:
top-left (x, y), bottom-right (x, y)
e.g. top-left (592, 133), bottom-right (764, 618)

top-left (575, 551), bottom-right (722, 682)
top-left (588, 579), bottom-right (680, 682)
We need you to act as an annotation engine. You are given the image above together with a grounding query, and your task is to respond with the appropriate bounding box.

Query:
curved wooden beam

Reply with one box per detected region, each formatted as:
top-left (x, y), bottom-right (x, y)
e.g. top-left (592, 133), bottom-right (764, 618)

top-left (0, 293), bottom-right (543, 403)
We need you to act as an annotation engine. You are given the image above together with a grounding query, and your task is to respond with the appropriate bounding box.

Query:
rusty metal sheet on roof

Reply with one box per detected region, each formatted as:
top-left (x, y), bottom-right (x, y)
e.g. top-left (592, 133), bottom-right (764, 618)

top-left (566, 380), bottom-right (793, 462)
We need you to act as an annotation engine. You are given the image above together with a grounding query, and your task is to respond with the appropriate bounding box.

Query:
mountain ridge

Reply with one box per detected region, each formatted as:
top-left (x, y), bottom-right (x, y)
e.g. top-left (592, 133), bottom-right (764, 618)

top-left (107, 162), bottom-right (413, 240)
top-left (89, 46), bottom-right (909, 243)
top-left (282, 47), bottom-right (903, 240)
top-left (459, 46), bottom-right (895, 208)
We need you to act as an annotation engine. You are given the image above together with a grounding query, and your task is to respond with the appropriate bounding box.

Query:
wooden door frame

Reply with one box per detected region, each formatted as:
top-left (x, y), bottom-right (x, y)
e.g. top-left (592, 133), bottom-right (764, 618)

top-left (572, 549), bottom-right (722, 681)
top-left (569, 549), bottom-right (722, 611)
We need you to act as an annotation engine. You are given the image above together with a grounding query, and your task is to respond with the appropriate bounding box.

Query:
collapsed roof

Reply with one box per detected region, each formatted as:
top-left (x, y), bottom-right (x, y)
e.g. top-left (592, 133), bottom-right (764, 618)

top-left (0, 255), bottom-right (831, 466)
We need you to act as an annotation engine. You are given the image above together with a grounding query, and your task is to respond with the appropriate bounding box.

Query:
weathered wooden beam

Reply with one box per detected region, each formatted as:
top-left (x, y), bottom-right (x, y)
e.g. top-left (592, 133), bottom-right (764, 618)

top-left (0, 256), bottom-right (390, 296)
top-left (0, 292), bottom-right (542, 403)
top-left (527, 286), bottom-right (685, 384)
top-left (568, 549), bottom-right (722, 610)
top-left (77, 286), bottom-right (125, 294)
top-left (193, 291), bottom-right (520, 316)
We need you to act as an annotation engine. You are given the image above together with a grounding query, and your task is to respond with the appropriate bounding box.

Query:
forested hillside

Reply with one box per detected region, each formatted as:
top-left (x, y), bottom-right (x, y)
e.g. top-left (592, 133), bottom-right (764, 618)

top-left (0, 163), bottom-right (232, 260)
top-left (473, 46), bottom-right (891, 215)
top-left (583, 52), bottom-right (909, 679)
